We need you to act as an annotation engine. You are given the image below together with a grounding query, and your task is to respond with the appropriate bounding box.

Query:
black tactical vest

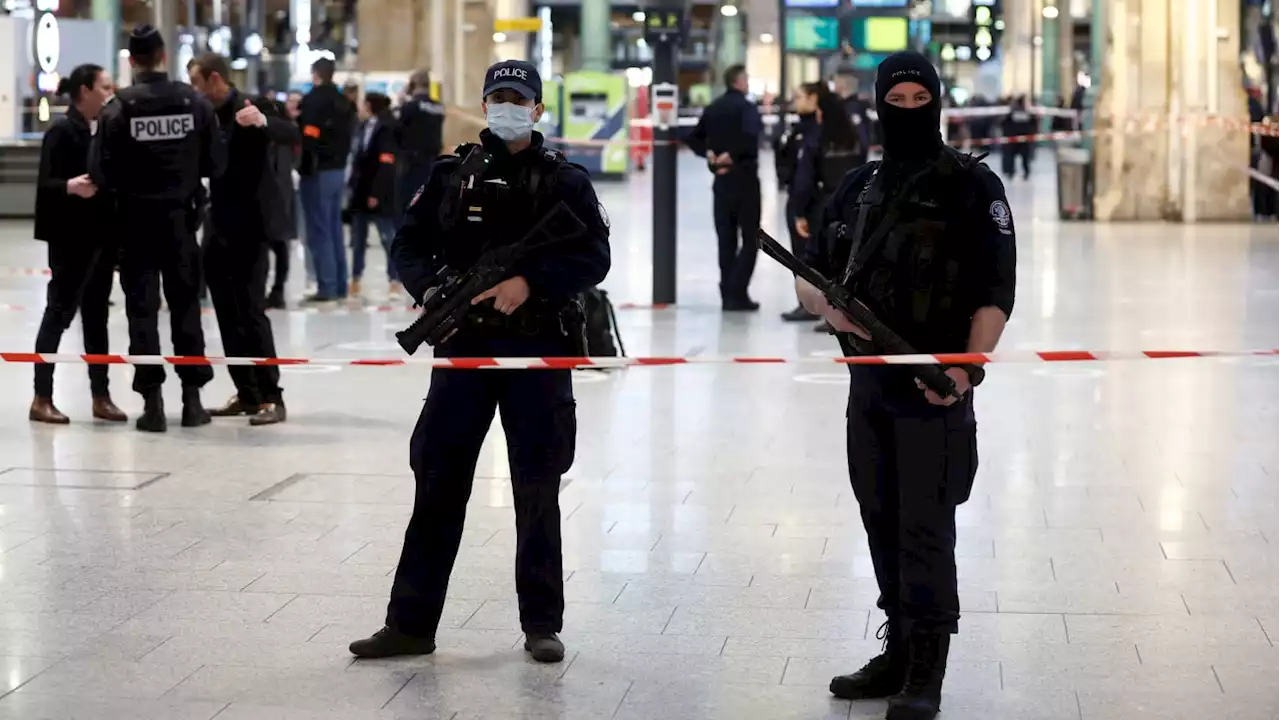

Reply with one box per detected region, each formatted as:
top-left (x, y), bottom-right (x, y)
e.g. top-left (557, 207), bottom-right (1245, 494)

top-left (112, 80), bottom-right (207, 202)
top-left (836, 150), bottom-right (984, 352)
top-left (439, 144), bottom-right (582, 336)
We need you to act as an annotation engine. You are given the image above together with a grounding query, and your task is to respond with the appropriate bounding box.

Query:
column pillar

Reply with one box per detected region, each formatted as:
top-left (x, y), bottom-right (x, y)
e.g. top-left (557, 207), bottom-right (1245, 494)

top-left (717, 3), bottom-right (745, 76)
top-left (91, 0), bottom-right (120, 76)
top-left (1091, 0), bottom-right (1250, 222)
top-left (999, 0), bottom-right (1036, 97)
top-left (579, 0), bottom-right (610, 72)
top-left (152, 0), bottom-right (181, 77)
top-left (1040, 1), bottom-right (1060, 106)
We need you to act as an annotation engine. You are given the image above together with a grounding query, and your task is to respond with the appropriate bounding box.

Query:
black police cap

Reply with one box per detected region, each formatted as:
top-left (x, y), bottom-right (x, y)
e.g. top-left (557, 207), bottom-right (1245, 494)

top-left (129, 24), bottom-right (165, 57)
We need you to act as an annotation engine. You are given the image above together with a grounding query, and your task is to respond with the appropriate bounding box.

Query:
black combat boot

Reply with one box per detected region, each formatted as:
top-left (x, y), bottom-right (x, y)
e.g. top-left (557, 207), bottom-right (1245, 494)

top-left (349, 626), bottom-right (437, 659)
top-left (135, 389), bottom-right (167, 433)
top-left (830, 618), bottom-right (908, 700)
top-left (181, 387), bottom-right (211, 427)
top-left (884, 633), bottom-right (950, 720)
top-left (524, 632), bottom-right (566, 663)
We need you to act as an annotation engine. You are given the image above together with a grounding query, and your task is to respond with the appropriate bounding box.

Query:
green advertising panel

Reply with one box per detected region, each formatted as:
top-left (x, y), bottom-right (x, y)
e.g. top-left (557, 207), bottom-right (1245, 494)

top-left (559, 71), bottom-right (629, 177)
top-left (786, 16), bottom-right (840, 52)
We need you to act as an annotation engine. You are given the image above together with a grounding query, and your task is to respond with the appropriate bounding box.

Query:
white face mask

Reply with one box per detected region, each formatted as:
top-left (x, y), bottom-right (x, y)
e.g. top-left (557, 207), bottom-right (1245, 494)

top-left (486, 102), bottom-right (535, 141)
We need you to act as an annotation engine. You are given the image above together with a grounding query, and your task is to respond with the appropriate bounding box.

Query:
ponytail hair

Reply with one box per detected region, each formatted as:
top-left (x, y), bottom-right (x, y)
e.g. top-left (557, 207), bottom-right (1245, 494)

top-left (58, 63), bottom-right (105, 103)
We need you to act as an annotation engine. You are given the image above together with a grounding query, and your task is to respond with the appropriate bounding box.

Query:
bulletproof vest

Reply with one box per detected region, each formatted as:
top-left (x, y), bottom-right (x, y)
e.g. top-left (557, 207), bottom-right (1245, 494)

top-left (440, 143), bottom-right (567, 269)
top-left (113, 81), bottom-right (206, 202)
top-left (836, 151), bottom-right (982, 349)
top-left (443, 143), bottom-right (583, 338)
top-left (817, 142), bottom-right (863, 195)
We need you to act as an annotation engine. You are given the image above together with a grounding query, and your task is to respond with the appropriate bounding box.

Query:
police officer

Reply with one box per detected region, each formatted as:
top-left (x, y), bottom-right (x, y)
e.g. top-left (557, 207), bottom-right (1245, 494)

top-left (89, 25), bottom-right (225, 433)
top-left (797, 53), bottom-right (1016, 720)
top-left (684, 64), bottom-right (763, 311)
top-left (187, 52), bottom-right (295, 426)
top-left (776, 85), bottom-right (821, 323)
top-left (832, 67), bottom-right (872, 166)
top-left (348, 60), bottom-right (610, 664)
top-left (394, 68), bottom-right (445, 221)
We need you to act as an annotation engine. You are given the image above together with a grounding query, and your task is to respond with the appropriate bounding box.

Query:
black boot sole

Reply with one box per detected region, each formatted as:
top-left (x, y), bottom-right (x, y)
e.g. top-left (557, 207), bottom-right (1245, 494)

top-left (135, 415), bottom-right (167, 433)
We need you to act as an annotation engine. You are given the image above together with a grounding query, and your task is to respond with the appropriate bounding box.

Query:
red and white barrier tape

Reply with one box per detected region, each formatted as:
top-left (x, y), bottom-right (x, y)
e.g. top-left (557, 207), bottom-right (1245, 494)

top-left (0, 303), bottom-right (417, 315)
top-left (0, 349), bottom-right (1274, 369)
top-left (0, 267), bottom-right (52, 278)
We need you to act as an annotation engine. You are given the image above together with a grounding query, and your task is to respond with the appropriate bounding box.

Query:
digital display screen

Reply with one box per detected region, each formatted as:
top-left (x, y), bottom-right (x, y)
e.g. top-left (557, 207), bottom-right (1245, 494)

top-left (852, 0), bottom-right (909, 7)
top-left (786, 16), bottom-right (841, 51)
top-left (851, 16), bottom-right (909, 52)
top-left (785, 0), bottom-right (839, 6)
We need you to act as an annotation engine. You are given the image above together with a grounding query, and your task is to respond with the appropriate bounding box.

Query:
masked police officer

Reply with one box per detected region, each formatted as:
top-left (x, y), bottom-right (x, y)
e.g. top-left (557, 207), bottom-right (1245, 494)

top-left (349, 60), bottom-right (610, 664)
top-left (90, 25), bottom-right (225, 432)
top-left (797, 52), bottom-right (1016, 720)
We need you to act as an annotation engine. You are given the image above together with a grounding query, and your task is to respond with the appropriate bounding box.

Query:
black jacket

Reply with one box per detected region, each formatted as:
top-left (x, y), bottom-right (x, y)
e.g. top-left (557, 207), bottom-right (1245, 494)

top-left (392, 130), bottom-right (611, 308)
top-left (347, 111), bottom-right (399, 217)
top-left (208, 88), bottom-right (299, 242)
top-left (395, 93), bottom-right (445, 166)
top-left (684, 89), bottom-right (763, 171)
top-left (35, 107), bottom-right (113, 243)
top-left (297, 82), bottom-right (353, 175)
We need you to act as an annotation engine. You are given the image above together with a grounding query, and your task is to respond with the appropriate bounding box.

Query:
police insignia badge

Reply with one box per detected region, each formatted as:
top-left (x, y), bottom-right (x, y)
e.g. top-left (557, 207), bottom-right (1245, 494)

top-left (989, 200), bottom-right (1012, 234)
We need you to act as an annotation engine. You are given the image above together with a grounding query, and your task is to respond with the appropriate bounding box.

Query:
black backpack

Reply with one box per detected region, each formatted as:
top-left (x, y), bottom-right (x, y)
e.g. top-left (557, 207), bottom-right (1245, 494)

top-left (581, 287), bottom-right (624, 358)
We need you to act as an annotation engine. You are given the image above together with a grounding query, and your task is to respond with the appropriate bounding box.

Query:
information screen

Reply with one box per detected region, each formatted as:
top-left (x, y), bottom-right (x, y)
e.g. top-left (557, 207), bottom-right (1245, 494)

top-left (851, 0), bottom-right (909, 6)
top-left (785, 0), bottom-right (839, 6)
top-left (786, 16), bottom-right (841, 51)
top-left (851, 16), bottom-right (909, 52)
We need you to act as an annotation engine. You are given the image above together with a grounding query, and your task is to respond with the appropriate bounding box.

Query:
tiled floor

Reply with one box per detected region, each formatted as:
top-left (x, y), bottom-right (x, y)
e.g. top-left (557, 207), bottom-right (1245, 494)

top-left (0, 150), bottom-right (1275, 719)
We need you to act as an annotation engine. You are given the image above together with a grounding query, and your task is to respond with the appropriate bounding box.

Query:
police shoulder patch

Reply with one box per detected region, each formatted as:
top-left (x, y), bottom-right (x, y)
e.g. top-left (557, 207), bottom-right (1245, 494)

top-left (989, 200), bottom-right (1012, 234)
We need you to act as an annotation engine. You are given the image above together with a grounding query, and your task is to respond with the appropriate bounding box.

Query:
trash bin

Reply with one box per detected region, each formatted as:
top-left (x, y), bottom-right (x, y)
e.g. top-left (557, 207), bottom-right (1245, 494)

top-left (1056, 147), bottom-right (1092, 220)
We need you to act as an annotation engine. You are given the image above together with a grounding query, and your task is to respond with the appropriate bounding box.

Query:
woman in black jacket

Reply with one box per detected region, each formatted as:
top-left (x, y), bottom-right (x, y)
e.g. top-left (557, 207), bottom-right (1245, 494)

top-left (345, 92), bottom-right (402, 298)
top-left (789, 84), bottom-right (865, 240)
top-left (787, 83), bottom-right (866, 331)
top-left (779, 86), bottom-right (821, 322)
top-left (30, 64), bottom-right (127, 424)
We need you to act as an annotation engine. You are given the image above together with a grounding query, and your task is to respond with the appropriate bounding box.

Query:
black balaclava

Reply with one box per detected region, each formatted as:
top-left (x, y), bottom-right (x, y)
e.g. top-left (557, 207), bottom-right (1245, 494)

top-left (875, 51), bottom-right (943, 164)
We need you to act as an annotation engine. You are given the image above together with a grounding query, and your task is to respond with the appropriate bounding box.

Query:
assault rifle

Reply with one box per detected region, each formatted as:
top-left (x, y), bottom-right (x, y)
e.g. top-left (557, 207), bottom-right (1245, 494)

top-left (756, 229), bottom-right (961, 399)
top-left (396, 201), bottom-right (587, 355)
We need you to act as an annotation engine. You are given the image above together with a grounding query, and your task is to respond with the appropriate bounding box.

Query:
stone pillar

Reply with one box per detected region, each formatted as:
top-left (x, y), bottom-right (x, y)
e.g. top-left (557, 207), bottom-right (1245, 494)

top-left (1092, 0), bottom-right (1250, 222)
top-left (579, 0), bottom-right (610, 72)
top-left (999, 0), bottom-right (1036, 97)
top-left (357, 0), bottom-right (495, 148)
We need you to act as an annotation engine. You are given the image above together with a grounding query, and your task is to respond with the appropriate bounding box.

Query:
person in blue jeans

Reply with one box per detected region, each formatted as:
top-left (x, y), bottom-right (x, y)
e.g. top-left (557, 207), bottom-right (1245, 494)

top-left (296, 57), bottom-right (354, 302)
top-left (346, 92), bottom-right (403, 298)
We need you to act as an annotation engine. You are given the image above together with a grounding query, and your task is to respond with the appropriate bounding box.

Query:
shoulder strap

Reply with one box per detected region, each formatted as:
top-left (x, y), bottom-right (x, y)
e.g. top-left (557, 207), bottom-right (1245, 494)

top-left (527, 148), bottom-right (566, 200)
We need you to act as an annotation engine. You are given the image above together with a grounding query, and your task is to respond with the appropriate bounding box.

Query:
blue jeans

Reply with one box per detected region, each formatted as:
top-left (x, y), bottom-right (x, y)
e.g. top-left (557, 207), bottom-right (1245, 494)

top-left (350, 213), bottom-right (399, 281)
top-left (299, 170), bottom-right (348, 298)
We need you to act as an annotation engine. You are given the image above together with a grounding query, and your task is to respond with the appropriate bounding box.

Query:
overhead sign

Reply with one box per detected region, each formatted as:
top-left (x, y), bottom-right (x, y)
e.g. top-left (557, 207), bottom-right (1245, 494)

top-left (786, 16), bottom-right (839, 52)
top-left (644, 9), bottom-right (684, 43)
top-left (972, 2), bottom-right (999, 62)
top-left (494, 17), bottom-right (542, 33)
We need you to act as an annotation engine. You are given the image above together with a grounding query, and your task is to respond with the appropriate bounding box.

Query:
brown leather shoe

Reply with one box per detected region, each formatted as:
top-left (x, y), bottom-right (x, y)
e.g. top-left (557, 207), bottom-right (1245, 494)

top-left (210, 394), bottom-right (258, 417)
top-left (91, 396), bottom-right (127, 422)
top-left (248, 402), bottom-right (287, 426)
top-left (29, 396), bottom-right (69, 424)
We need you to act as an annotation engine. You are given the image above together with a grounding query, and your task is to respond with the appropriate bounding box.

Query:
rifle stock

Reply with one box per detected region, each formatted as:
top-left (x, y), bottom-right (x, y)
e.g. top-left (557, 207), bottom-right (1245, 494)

top-left (396, 201), bottom-right (586, 355)
top-left (755, 229), bottom-right (960, 399)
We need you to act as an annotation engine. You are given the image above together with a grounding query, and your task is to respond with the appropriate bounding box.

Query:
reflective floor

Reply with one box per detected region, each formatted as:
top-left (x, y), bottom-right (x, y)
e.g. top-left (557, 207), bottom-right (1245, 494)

top-left (0, 151), bottom-right (1276, 720)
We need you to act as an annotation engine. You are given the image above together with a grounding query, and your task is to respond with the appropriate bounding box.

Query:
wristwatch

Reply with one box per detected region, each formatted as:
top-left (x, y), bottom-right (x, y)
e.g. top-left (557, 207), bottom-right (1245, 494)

top-left (962, 364), bottom-right (986, 388)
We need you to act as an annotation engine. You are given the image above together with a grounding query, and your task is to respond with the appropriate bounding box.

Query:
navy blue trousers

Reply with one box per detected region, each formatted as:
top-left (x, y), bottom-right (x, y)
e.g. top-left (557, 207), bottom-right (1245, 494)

top-left (386, 336), bottom-right (576, 637)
